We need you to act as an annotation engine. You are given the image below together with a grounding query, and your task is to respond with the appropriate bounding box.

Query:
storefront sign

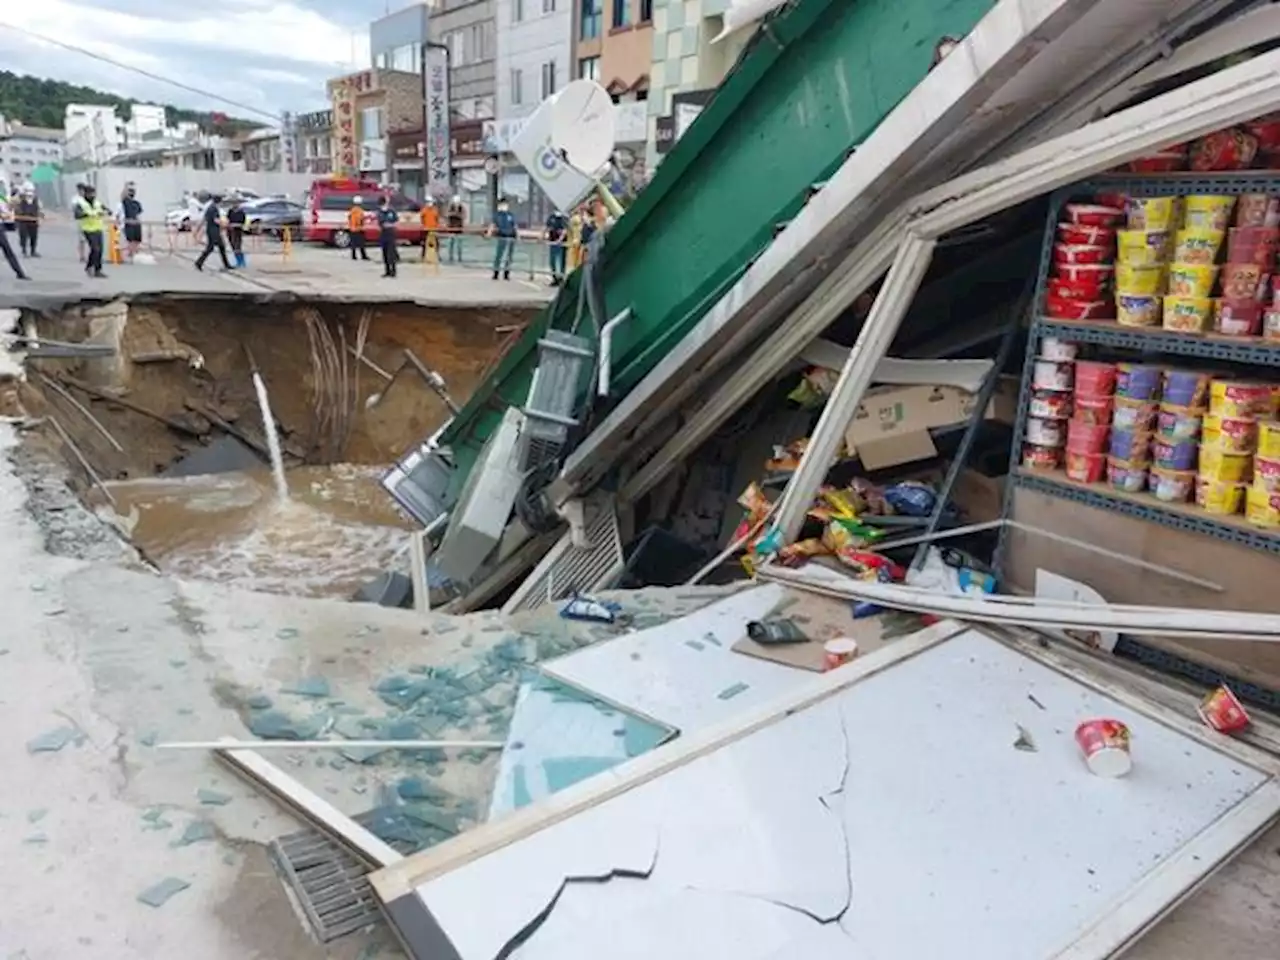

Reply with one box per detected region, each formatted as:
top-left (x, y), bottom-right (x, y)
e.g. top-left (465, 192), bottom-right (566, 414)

top-left (615, 102), bottom-right (647, 144)
top-left (655, 115), bottom-right (676, 154)
top-left (452, 120), bottom-right (487, 159)
top-left (296, 109), bottom-right (333, 132)
top-left (390, 132), bottom-right (422, 164)
top-left (425, 46), bottom-right (451, 194)
top-left (331, 81), bottom-right (358, 174)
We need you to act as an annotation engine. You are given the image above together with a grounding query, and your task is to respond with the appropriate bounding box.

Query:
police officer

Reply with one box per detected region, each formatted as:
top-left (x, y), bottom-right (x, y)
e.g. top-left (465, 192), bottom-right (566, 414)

top-left (194, 190), bottom-right (232, 272)
top-left (377, 195), bottom-right (399, 278)
top-left (74, 183), bottom-right (108, 278)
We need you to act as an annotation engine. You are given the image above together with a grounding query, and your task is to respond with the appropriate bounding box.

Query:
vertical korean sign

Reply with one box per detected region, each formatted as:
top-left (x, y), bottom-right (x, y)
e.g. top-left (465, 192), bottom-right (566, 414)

top-left (331, 79), bottom-right (357, 174)
top-left (425, 46), bottom-right (451, 195)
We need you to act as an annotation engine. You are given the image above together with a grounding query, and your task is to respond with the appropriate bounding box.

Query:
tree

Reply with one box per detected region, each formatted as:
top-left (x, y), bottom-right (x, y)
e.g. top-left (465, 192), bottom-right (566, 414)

top-left (0, 70), bottom-right (261, 134)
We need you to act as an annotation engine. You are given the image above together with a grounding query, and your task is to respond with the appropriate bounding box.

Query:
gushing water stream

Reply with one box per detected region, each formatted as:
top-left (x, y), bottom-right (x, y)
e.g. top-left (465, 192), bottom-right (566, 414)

top-left (251, 371), bottom-right (289, 502)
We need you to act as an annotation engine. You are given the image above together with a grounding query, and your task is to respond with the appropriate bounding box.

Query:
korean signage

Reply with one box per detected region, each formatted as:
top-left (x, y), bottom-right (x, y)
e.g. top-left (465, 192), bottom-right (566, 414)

top-left (424, 46), bottom-right (451, 194)
top-left (296, 109), bottom-right (333, 132)
top-left (452, 120), bottom-right (487, 159)
top-left (331, 80), bottom-right (358, 174)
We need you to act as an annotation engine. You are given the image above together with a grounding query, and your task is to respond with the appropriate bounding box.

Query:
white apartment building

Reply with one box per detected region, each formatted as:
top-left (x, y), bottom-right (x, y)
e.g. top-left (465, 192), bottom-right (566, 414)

top-left (64, 103), bottom-right (126, 168)
top-left (125, 103), bottom-right (168, 146)
top-left (495, 0), bottom-right (571, 220)
top-left (0, 115), bottom-right (63, 184)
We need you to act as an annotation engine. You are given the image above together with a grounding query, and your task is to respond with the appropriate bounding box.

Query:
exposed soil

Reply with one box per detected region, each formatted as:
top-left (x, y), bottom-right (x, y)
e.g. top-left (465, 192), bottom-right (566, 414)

top-left (18, 296), bottom-right (534, 484)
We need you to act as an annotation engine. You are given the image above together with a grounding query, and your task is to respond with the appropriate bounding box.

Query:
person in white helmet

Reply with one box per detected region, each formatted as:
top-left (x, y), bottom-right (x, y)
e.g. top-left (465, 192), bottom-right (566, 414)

top-left (444, 194), bottom-right (466, 263)
top-left (347, 195), bottom-right (370, 260)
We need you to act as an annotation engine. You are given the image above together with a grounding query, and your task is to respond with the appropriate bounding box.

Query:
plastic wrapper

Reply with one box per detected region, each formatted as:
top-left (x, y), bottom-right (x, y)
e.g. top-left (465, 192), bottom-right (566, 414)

top-left (883, 481), bottom-right (937, 517)
top-left (777, 539), bottom-right (830, 566)
top-left (765, 437), bottom-right (808, 474)
top-left (787, 366), bottom-right (839, 409)
top-left (822, 517), bottom-right (885, 554)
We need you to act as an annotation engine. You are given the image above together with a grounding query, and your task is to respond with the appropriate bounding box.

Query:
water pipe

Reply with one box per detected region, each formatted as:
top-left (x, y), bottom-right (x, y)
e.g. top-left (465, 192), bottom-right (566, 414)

top-left (597, 307), bottom-right (633, 397)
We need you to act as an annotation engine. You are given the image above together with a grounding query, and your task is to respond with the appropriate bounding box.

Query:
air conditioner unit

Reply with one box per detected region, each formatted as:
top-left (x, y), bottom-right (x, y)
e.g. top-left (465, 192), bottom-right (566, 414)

top-left (435, 408), bottom-right (527, 582)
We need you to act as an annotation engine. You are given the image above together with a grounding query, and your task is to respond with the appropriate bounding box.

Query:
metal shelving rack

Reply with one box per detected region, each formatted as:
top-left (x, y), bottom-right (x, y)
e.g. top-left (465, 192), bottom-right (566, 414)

top-left (1000, 175), bottom-right (1280, 564)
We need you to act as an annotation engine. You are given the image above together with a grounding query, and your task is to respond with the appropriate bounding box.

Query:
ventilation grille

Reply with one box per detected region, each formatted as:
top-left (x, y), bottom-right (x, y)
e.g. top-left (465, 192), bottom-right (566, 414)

top-left (504, 496), bottom-right (623, 614)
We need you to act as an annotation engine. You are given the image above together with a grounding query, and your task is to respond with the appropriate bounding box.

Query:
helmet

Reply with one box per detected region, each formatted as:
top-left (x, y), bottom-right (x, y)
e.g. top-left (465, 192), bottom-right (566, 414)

top-left (353, 195), bottom-right (363, 204)
top-left (451, 195), bottom-right (461, 203)
top-left (424, 196), bottom-right (435, 204)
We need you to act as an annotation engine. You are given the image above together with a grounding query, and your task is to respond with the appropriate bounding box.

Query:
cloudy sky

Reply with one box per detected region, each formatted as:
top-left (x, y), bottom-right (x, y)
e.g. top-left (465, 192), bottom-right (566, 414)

top-left (0, 1), bottom-right (412, 121)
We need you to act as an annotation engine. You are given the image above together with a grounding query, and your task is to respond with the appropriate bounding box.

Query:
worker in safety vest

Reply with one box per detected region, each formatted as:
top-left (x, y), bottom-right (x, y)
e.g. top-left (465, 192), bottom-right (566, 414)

top-left (347, 196), bottom-right (369, 261)
top-left (74, 183), bottom-right (108, 278)
top-left (419, 196), bottom-right (438, 261)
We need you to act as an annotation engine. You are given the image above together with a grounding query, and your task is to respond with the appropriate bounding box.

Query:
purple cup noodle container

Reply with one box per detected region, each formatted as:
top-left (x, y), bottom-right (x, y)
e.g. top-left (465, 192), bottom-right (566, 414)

top-left (1115, 363), bottom-right (1162, 401)
top-left (1152, 438), bottom-right (1198, 471)
top-left (1162, 369), bottom-right (1212, 409)
top-left (1109, 428), bottom-right (1152, 461)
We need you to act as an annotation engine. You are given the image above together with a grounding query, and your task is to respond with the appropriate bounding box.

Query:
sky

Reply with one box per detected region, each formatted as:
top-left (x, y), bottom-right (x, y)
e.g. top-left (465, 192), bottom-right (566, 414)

top-left (0, 0), bottom-right (415, 122)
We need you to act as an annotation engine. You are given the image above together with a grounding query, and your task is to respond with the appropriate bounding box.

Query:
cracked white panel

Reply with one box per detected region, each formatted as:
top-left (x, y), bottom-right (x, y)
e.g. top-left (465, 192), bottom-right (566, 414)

top-left (542, 583), bottom-right (816, 731)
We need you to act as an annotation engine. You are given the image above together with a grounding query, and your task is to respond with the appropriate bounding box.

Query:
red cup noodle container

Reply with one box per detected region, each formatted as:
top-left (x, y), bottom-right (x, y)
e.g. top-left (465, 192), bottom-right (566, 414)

top-left (1047, 276), bottom-right (1109, 301)
top-left (1198, 686), bottom-right (1251, 734)
top-left (1074, 360), bottom-right (1118, 398)
top-left (1046, 294), bottom-right (1112, 321)
top-left (1057, 223), bottom-right (1115, 247)
top-left (1063, 204), bottom-right (1125, 227)
top-left (1053, 243), bottom-right (1111, 266)
top-left (1127, 152), bottom-right (1186, 174)
top-left (1072, 394), bottom-right (1113, 426)
top-left (1218, 298), bottom-right (1265, 337)
top-left (1075, 719), bottom-right (1133, 777)
top-left (1067, 420), bottom-right (1109, 454)
top-left (1065, 451), bottom-right (1106, 483)
top-left (1226, 227), bottom-right (1280, 268)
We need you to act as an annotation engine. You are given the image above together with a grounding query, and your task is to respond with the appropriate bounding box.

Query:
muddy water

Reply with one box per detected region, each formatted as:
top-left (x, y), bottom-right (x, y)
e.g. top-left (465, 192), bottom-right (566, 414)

top-left (87, 465), bottom-right (412, 599)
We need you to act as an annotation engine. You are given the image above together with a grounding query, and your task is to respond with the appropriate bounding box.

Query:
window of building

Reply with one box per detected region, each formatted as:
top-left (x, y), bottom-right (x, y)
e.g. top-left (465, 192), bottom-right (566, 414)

top-left (581, 0), bottom-right (601, 39)
top-left (543, 0), bottom-right (556, 11)
top-left (374, 51), bottom-right (390, 69)
top-left (578, 56), bottom-right (600, 81)
top-left (611, 0), bottom-right (630, 29)
top-left (448, 30), bottom-right (465, 64)
top-left (513, 0), bottom-right (524, 21)
top-left (511, 68), bottom-right (524, 105)
top-left (540, 61), bottom-right (557, 99)
top-left (639, 0), bottom-right (652, 20)
top-left (391, 43), bottom-right (418, 72)
top-left (359, 107), bottom-right (383, 139)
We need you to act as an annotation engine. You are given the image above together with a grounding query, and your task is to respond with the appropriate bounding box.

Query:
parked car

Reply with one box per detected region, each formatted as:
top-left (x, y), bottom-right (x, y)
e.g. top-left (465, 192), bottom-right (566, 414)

top-left (166, 190), bottom-right (267, 231)
top-left (242, 198), bottom-right (303, 238)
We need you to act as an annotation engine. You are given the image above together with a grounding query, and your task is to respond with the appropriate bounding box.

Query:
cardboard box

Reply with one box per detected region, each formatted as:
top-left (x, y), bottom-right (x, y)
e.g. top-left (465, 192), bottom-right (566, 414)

top-left (951, 468), bottom-right (1007, 524)
top-left (844, 377), bottom-right (1016, 470)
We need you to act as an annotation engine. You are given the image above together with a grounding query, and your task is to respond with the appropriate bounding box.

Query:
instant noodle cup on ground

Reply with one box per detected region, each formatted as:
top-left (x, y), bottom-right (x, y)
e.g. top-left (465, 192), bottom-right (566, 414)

top-left (1072, 394), bottom-right (1113, 426)
top-left (1150, 466), bottom-right (1195, 503)
top-left (1156, 405), bottom-right (1202, 443)
top-left (1126, 196), bottom-right (1178, 230)
top-left (1226, 226), bottom-right (1280, 267)
top-left (1202, 413), bottom-right (1258, 453)
top-left (1210, 380), bottom-right (1273, 417)
top-left (1107, 457), bottom-right (1149, 493)
top-left (1254, 455), bottom-right (1280, 494)
top-left (1067, 420), bottom-right (1109, 454)
top-left (1117, 229), bottom-right (1170, 266)
top-left (1246, 485), bottom-right (1280, 528)
top-left (1075, 719), bottom-right (1132, 777)
top-left (1074, 360), bottom-right (1117, 398)
top-left (1198, 685), bottom-right (1251, 734)
top-left (1184, 194), bottom-right (1237, 230)
top-left (1058, 223), bottom-right (1115, 246)
top-left (1173, 228), bottom-right (1225, 264)
top-left (1114, 263), bottom-right (1165, 295)
top-left (1258, 421), bottom-right (1280, 459)
top-left (1162, 368), bottom-right (1213, 408)
top-left (1163, 296), bottom-right (1213, 332)
top-left (1166, 263), bottom-right (1216, 297)
top-left (1116, 293), bottom-right (1161, 327)
top-left (1217, 298), bottom-right (1265, 337)
top-left (1220, 262), bottom-right (1264, 299)
top-left (1198, 446), bottom-right (1253, 483)
top-left (1022, 444), bottom-right (1062, 470)
top-left (1029, 388), bottom-right (1073, 419)
top-left (1065, 450), bottom-right (1106, 483)
top-left (1152, 438), bottom-right (1198, 471)
top-left (1064, 203), bottom-right (1125, 227)
top-left (1112, 397), bottom-right (1158, 432)
top-left (1115, 363), bottom-right (1162, 401)
top-left (1195, 476), bottom-right (1246, 515)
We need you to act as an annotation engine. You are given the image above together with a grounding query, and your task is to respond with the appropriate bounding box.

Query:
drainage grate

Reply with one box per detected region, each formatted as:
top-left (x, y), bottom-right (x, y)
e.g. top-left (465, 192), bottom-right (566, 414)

top-left (502, 494), bottom-right (623, 614)
top-left (268, 812), bottom-right (416, 943)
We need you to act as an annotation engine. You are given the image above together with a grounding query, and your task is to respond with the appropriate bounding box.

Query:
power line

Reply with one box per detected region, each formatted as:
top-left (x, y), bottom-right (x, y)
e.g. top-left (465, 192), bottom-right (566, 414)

top-left (0, 20), bottom-right (282, 122)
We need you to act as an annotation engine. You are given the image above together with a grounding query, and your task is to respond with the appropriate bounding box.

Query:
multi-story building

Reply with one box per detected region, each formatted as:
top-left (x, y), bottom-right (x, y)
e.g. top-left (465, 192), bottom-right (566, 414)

top-left (241, 127), bottom-right (283, 172)
top-left (63, 104), bottom-right (126, 169)
top-left (326, 69), bottom-right (429, 182)
top-left (575, 0), bottom-right (652, 103)
top-left (370, 3), bottom-right (434, 197)
top-left (0, 118), bottom-right (63, 186)
top-left (645, 0), bottom-right (755, 168)
top-left (434, 0), bottom-right (498, 218)
top-left (125, 104), bottom-right (168, 147)
top-left (296, 109), bottom-right (333, 175)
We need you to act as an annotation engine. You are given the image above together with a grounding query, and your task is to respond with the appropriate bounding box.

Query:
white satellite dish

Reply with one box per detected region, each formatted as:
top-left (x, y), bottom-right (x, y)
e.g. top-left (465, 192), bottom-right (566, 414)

top-left (549, 79), bottom-right (616, 174)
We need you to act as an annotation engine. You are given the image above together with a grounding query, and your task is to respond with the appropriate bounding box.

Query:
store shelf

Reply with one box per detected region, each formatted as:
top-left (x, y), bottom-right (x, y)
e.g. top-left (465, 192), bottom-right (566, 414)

top-left (1036, 319), bottom-right (1280, 367)
top-left (1078, 172), bottom-right (1280, 197)
top-left (1013, 467), bottom-right (1280, 555)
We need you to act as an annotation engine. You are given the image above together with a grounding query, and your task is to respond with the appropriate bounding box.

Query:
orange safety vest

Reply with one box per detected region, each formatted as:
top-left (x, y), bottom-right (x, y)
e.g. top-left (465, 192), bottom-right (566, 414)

top-left (347, 207), bottom-right (364, 230)
top-left (420, 206), bottom-right (439, 230)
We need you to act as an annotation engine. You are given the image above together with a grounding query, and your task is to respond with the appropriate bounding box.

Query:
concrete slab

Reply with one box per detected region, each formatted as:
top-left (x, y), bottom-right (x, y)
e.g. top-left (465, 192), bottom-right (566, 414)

top-left (0, 221), bottom-right (557, 311)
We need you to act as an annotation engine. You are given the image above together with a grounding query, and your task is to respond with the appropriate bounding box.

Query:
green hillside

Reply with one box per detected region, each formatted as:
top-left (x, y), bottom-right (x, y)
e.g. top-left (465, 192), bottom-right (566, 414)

top-left (0, 70), bottom-right (260, 135)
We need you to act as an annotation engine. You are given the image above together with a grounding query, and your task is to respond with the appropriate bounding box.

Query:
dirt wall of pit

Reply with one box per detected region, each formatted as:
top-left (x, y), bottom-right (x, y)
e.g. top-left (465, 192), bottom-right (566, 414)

top-left (20, 297), bottom-right (535, 482)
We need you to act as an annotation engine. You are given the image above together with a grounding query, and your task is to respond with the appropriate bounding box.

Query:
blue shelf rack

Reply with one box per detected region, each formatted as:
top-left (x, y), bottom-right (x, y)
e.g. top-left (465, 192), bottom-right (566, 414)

top-left (1000, 175), bottom-right (1280, 564)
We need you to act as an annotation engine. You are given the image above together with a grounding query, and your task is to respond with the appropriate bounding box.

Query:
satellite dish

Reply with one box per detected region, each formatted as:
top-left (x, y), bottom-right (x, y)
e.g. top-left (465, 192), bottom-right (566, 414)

top-left (549, 80), bottom-right (616, 174)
